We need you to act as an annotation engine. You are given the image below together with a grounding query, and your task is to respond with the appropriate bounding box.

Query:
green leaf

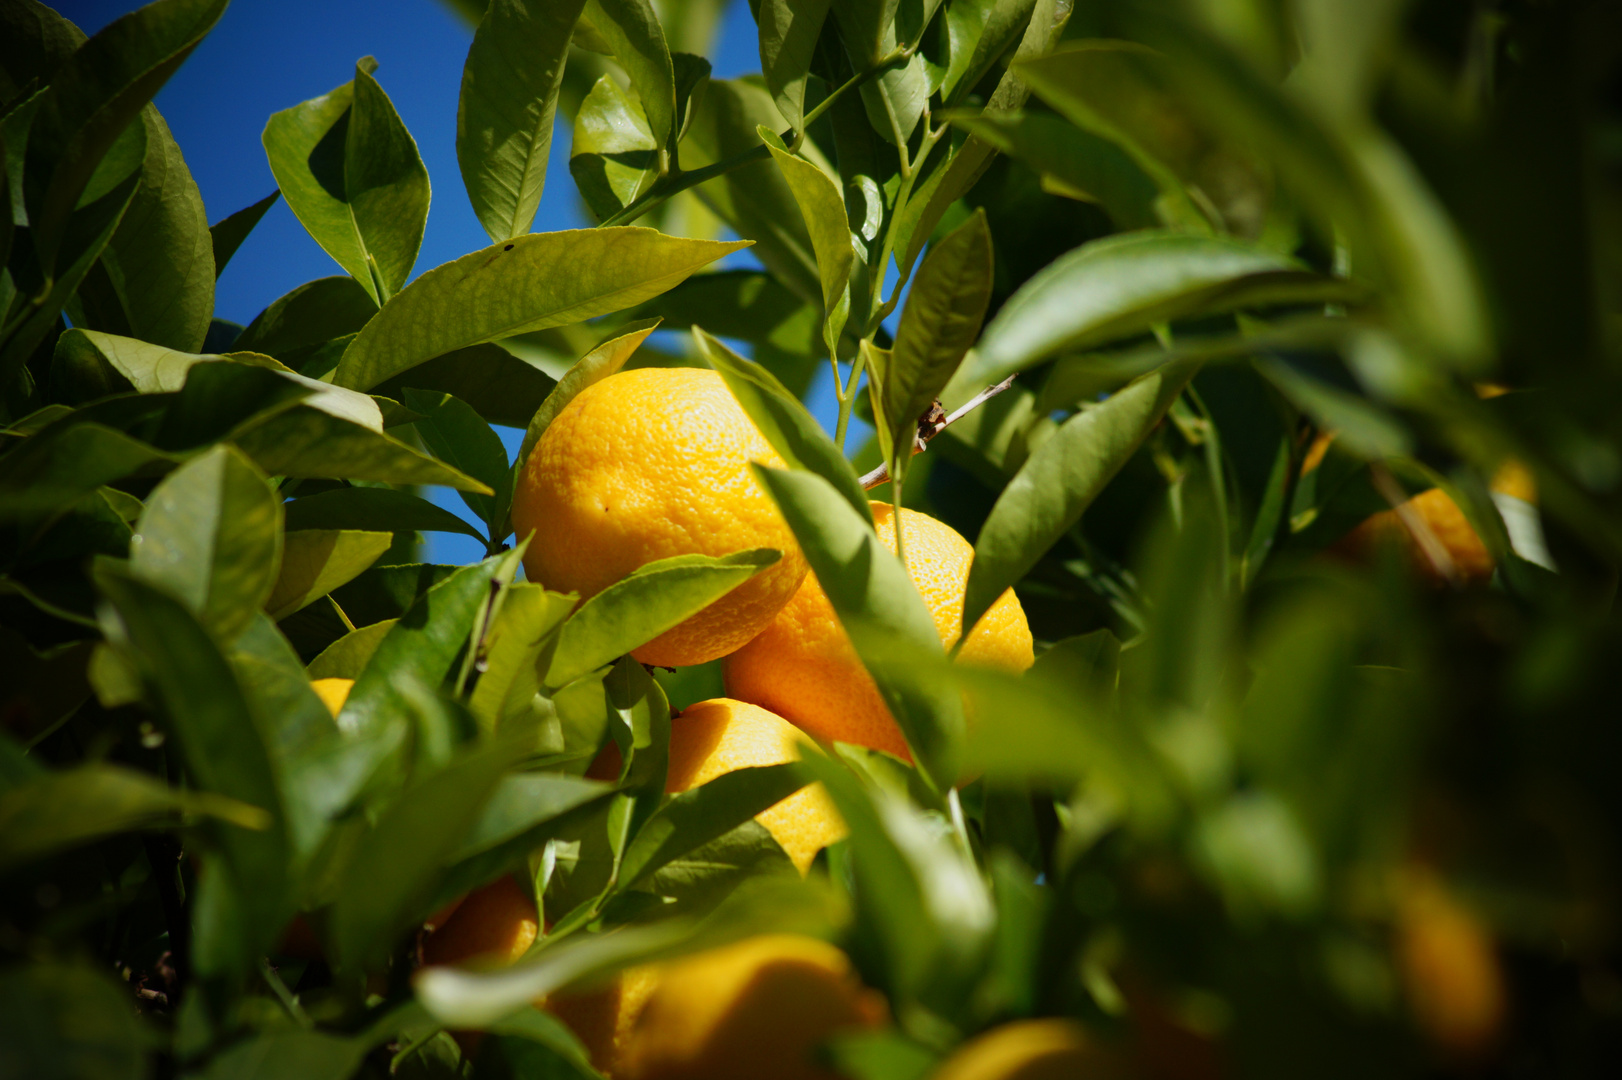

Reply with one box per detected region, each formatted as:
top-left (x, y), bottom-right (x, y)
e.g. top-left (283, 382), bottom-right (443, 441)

top-left (130, 445), bottom-right (283, 642)
top-left (938, 0), bottom-right (1037, 105)
top-left (961, 360), bottom-right (1196, 639)
top-left (228, 403), bottom-right (493, 493)
top-left (191, 1030), bottom-right (369, 1080)
top-left (584, 0), bottom-right (677, 150)
top-left (0, 763), bottom-right (268, 871)
top-left (373, 342), bottom-right (560, 429)
top-left (758, 126), bottom-right (853, 359)
top-left (449, 772), bottom-right (612, 866)
top-left (468, 583), bottom-right (577, 733)
top-left (694, 328), bottom-right (873, 525)
top-left (262, 57), bottom-right (429, 305)
top-left (0, 963), bottom-right (150, 1080)
top-left (569, 72), bottom-right (659, 222)
top-left (514, 319), bottom-right (659, 478)
top-left (752, 466), bottom-right (963, 791)
top-left (757, 0), bottom-right (831, 131)
top-left (333, 229), bottom-right (745, 392)
top-left (616, 763), bottom-right (808, 890)
top-left (0, 422), bottom-right (176, 521)
top-left (948, 110), bottom-right (1163, 230)
top-left (880, 208), bottom-right (993, 475)
top-left (93, 565), bottom-right (290, 953)
top-left (20, 0), bottom-right (227, 277)
top-left (71, 106), bottom-right (215, 352)
top-left (266, 529), bottom-right (393, 621)
top-left (404, 389), bottom-right (510, 537)
top-left (233, 275), bottom-right (377, 361)
top-left (305, 618), bottom-right (396, 680)
top-left (968, 231), bottom-right (1325, 387)
top-left (543, 549), bottom-right (781, 689)
top-left (637, 819), bottom-right (797, 918)
top-left (209, 189), bottom-right (279, 278)
top-left (331, 734), bottom-right (521, 971)
top-left (458, 0), bottom-right (588, 242)
top-left (284, 485), bottom-right (485, 540)
top-left (1254, 358), bottom-right (1412, 461)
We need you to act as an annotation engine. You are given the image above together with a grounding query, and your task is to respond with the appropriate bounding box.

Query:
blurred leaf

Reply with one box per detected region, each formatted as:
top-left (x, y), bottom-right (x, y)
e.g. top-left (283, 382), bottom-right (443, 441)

top-left (332, 731), bottom-right (522, 971)
top-left (0, 962), bottom-right (150, 1080)
top-left (969, 231), bottom-right (1336, 387)
top-left (881, 208), bottom-right (993, 475)
top-left (961, 360), bottom-right (1196, 638)
top-left (262, 57), bottom-right (429, 305)
top-left (757, 0), bottom-right (831, 131)
top-left (71, 106), bottom-right (214, 352)
top-left (617, 763), bottom-right (809, 889)
top-left (569, 72), bottom-right (659, 222)
top-left (1193, 792), bottom-right (1320, 920)
top-left (284, 486), bottom-right (486, 541)
top-left (514, 319), bottom-right (659, 478)
top-left (822, 1030), bottom-right (939, 1080)
top-left (949, 110), bottom-right (1163, 230)
top-left (333, 230), bottom-right (743, 391)
top-left (404, 389), bottom-right (510, 538)
top-left (753, 466), bottom-right (963, 791)
top-left (233, 275), bottom-right (377, 360)
top-left (695, 328), bottom-right (873, 524)
top-left (189, 1030), bottom-right (368, 1080)
top-left (305, 618), bottom-right (396, 680)
top-left (93, 565), bottom-right (290, 958)
top-left (1254, 358), bottom-right (1411, 460)
top-left (468, 584), bottom-right (576, 732)
top-left (208, 189), bottom-right (279, 279)
top-left (458, 0), bottom-right (588, 242)
top-left (544, 549), bottom-right (780, 688)
top-left (20, 0), bottom-right (226, 277)
top-left (130, 445), bottom-right (283, 642)
top-left (228, 402), bottom-right (493, 493)
top-left (584, 0), bottom-right (677, 150)
top-left (266, 529), bottom-right (392, 621)
top-left (0, 763), bottom-right (267, 872)
top-left (759, 126), bottom-right (853, 359)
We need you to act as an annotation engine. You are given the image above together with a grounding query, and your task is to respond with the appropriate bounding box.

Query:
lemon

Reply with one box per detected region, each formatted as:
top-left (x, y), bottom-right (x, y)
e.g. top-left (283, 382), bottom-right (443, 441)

top-left (724, 503), bottom-right (1033, 759)
top-left (310, 677), bottom-right (354, 717)
top-left (1396, 870), bottom-right (1506, 1057)
top-left (512, 368), bottom-right (809, 667)
top-left (931, 1019), bottom-right (1124, 1080)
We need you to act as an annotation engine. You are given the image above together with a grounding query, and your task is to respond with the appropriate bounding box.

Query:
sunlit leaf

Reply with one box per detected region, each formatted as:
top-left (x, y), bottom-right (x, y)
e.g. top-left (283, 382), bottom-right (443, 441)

top-left (266, 529), bottom-right (392, 621)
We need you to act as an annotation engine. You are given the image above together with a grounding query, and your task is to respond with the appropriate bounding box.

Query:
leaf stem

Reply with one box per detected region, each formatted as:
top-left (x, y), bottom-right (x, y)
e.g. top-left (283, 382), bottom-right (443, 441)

top-left (859, 375), bottom-right (1018, 489)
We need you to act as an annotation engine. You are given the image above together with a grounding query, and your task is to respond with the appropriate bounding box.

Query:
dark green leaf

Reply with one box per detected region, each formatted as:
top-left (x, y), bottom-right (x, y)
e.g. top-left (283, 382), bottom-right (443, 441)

top-left (233, 275), bottom-right (377, 359)
top-left (584, 0), bottom-right (677, 150)
top-left (468, 583), bottom-right (576, 732)
top-left (262, 58), bottom-right (429, 304)
top-left (333, 229), bottom-right (744, 392)
top-left (228, 403), bottom-right (493, 493)
top-left (752, 466), bottom-right (962, 791)
top-left (1254, 358), bottom-right (1412, 460)
top-left (404, 388), bottom-right (510, 536)
top-left (695, 328), bottom-right (873, 525)
top-left (458, 0), bottom-right (588, 241)
top-left (617, 763), bottom-right (808, 889)
top-left (938, 0), bottom-right (1037, 105)
top-left (373, 343), bottom-right (560, 429)
top-left (757, 0), bottom-right (831, 132)
top-left (543, 549), bottom-right (781, 689)
top-left (190, 1031), bottom-right (368, 1080)
top-left (284, 485), bottom-right (485, 540)
top-left (0, 422), bottom-right (175, 521)
top-left (0, 962), bottom-right (150, 1080)
top-left (266, 529), bottom-right (393, 621)
top-left (759, 126), bottom-right (853, 358)
top-left (961, 360), bottom-right (1196, 638)
top-left (209, 189), bottom-right (279, 279)
top-left (130, 445), bottom-right (283, 642)
top-left (305, 618), bottom-right (395, 680)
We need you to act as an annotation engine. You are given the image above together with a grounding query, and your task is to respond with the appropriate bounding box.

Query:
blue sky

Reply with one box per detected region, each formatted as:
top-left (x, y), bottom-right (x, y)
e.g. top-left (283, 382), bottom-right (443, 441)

top-left (55, 0), bottom-right (871, 564)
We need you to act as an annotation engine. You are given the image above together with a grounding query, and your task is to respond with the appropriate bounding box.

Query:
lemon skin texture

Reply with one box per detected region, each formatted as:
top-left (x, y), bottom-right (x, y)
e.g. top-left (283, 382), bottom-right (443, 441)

top-left (513, 368), bottom-right (808, 667)
top-left (588, 698), bottom-right (846, 873)
top-left (724, 503), bottom-right (1034, 759)
top-left (931, 1020), bottom-right (1126, 1080)
top-left (619, 934), bottom-right (887, 1080)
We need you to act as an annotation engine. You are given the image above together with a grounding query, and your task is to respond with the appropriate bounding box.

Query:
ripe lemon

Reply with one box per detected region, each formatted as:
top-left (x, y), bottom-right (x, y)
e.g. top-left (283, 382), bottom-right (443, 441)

top-left (1396, 870), bottom-right (1506, 1058)
top-left (310, 677), bottom-right (354, 717)
top-left (512, 368), bottom-right (809, 667)
top-left (618, 934), bottom-right (887, 1080)
top-left (723, 503), bottom-right (1034, 759)
top-left (931, 1019), bottom-right (1125, 1080)
top-left (588, 698), bottom-right (845, 873)
top-left (419, 875), bottom-right (538, 968)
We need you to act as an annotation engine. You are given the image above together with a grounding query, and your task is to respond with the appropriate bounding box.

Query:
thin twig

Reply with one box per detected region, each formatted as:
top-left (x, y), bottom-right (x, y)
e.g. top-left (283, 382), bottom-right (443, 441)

top-left (859, 375), bottom-right (1018, 489)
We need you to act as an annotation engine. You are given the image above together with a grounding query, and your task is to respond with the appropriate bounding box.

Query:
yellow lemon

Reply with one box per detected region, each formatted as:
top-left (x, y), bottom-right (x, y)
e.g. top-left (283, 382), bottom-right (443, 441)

top-left (723, 503), bottom-right (1034, 760)
top-left (931, 1019), bottom-right (1125, 1080)
top-left (1396, 871), bottom-right (1506, 1058)
top-left (619, 934), bottom-right (887, 1080)
top-left (512, 368), bottom-right (808, 667)
top-left (419, 875), bottom-right (538, 969)
top-left (310, 677), bottom-right (354, 717)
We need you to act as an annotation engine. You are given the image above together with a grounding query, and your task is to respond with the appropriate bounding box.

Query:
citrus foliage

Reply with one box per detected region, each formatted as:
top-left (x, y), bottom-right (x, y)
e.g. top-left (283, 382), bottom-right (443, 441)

top-left (3, 0), bottom-right (1621, 1078)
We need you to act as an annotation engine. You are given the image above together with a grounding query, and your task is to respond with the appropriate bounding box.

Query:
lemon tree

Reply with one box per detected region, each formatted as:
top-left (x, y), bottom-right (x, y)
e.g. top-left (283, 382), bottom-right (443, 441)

top-left (3, 1), bottom-right (1621, 1078)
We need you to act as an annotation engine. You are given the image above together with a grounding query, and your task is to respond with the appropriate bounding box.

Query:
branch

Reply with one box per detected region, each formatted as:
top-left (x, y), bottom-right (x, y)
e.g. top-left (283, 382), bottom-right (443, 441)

top-left (859, 375), bottom-right (1018, 490)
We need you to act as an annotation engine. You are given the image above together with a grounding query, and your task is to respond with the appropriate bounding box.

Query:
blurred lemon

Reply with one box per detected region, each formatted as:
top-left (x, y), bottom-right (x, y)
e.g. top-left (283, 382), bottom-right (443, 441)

top-left (310, 676), bottom-right (354, 717)
top-left (419, 875), bottom-right (538, 969)
top-left (931, 1019), bottom-right (1125, 1080)
top-left (724, 503), bottom-right (1033, 760)
top-left (512, 368), bottom-right (808, 667)
top-left (1396, 870), bottom-right (1506, 1058)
